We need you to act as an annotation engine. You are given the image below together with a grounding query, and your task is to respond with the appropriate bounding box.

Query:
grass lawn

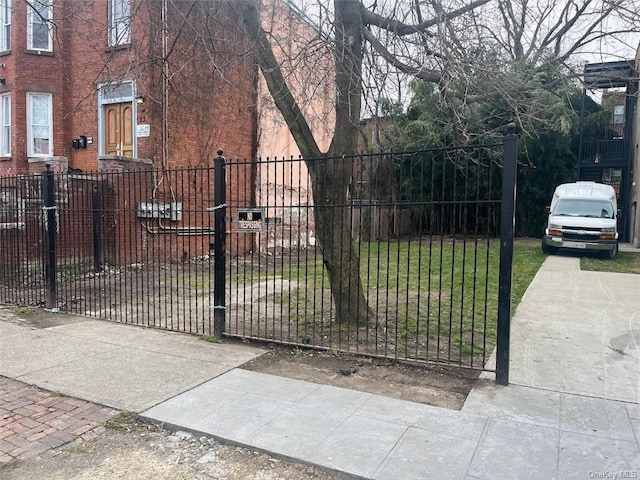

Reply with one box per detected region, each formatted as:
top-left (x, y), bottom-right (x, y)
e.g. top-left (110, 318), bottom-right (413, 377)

top-left (581, 251), bottom-right (640, 274)
top-left (260, 238), bottom-right (546, 364)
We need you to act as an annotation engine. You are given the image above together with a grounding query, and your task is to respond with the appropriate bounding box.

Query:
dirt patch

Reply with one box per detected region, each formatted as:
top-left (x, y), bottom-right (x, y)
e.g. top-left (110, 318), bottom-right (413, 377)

top-left (2, 308), bottom-right (87, 329)
top-left (0, 417), bottom-right (338, 480)
top-left (241, 344), bottom-right (479, 410)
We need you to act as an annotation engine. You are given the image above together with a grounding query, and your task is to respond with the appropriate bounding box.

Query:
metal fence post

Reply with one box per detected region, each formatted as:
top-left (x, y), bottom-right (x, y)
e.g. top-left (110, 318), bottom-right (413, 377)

top-left (92, 186), bottom-right (102, 273)
top-left (42, 165), bottom-right (57, 310)
top-left (213, 150), bottom-right (227, 338)
top-left (496, 125), bottom-right (519, 385)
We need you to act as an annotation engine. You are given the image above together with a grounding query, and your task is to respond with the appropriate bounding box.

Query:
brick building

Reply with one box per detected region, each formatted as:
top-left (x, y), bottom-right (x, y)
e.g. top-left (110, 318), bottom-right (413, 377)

top-left (0, 0), bottom-right (260, 268)
top-left (255, 0), bottom-right (334, 250)
top-left (0, 0), bottom-right (257, 176)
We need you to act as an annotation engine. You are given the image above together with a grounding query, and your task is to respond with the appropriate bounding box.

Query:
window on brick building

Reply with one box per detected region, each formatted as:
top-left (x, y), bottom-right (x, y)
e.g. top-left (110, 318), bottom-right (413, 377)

top-left (0, 0), bottom-right (10, 52)
top-left (109, 0), bottom-right (130, 47)
top-left (27, 93), bottom-right (52, 157)
top-left (27, 0), bottom-right (52, 51)
top-left (1, 94), bottom-right (9, 156)
top-left (613, 104), bottom-right (624, 124)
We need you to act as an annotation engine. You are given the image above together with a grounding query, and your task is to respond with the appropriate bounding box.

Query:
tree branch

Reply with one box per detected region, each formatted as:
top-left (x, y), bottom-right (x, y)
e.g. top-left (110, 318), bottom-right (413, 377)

top-left (362, 0), bottom-right (492, 37)
top-left (236, 0), bottom-right (321, 158)
top-left (362, 27), bottom-right (442, 83)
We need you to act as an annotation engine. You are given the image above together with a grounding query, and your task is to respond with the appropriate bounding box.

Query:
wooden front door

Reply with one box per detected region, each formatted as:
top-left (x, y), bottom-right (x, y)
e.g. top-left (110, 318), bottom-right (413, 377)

top-left (105, 103), bottom-right (133, 157)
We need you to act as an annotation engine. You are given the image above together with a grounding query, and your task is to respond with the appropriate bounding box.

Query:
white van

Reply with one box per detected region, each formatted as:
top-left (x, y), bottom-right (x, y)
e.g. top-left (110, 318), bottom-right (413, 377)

top-left (542, 181), bottom-right (618, 258)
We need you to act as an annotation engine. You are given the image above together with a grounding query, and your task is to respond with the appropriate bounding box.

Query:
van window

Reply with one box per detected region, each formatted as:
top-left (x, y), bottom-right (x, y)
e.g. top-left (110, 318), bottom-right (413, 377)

top-left (553, 199), bottom-right (614, 219)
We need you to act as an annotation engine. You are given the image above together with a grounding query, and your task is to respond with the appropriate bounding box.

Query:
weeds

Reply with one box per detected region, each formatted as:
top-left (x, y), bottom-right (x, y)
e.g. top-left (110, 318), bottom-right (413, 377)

top-left (104, 411), bottom-right (136, 430)
top-left (199, 335), bottom-right (221, 343)
top-left (13, 306), bottom-right (37, 315)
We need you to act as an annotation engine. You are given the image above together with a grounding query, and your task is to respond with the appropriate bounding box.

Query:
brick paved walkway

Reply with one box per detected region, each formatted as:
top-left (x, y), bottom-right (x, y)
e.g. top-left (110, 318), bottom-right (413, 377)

top-left (0, 377), bottom-right (117, 464)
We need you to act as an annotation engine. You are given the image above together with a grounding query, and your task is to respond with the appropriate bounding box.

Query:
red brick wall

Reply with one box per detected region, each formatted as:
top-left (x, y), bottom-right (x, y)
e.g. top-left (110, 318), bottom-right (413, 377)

top-left (0, 1), bottom-right (257, 172)
top-left (0, 1), bottom-right (259, 264)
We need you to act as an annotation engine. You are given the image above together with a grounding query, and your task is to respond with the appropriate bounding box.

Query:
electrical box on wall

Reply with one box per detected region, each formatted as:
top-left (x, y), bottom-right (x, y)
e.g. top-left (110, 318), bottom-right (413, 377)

top-left (170, 202), bottom-right (183, 221)
top-left (137, 201), bottom-right (182, 220)
top-left (137, 202), bottom-right (170, 219)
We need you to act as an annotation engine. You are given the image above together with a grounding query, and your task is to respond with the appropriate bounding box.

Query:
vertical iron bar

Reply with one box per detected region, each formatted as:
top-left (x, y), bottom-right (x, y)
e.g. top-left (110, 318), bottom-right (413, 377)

top-left (213, 150), bottom-right (227, 338)
top-left (496, 128), bottom-right (519, 385)
top-left (426, 156), bottom-right (435, 362)
top-left (482, 153), bottom-right (494, 367)
top-left (42, 165), bottom-right (57, 310)
top-left (362, 154), bottom-right (372, 353)
top-left (295, 157), bottom-right (302, 343)
top-left (208, 165), bottom-right (214, 335)
top-left (414, 152), bottom-right (425, 361)
top-left (92, 186), bottom-right (101, 273)
top-left (393, 153), bottom-right (402, 359)
top-left (383, 155), bottom-right (392, 357)
top-left (448, 156), bottom-right (457, 364)
top-left (277, 158), bottom-right (283, 342)
top-left (166, 168), bottom-right (172, 330)
top-left (122, 170), bottom-right (129, 325)
top-left (251, 158), bottom-right (258, 338)
top-left (306, 157), bottom-right (316, 346)
top-left (459, 154), bottom-right (469, 365)
top-left (436, 152), bottom-right (446, 363)
top-left (136, 171), bottom-right (143, 325)
top-left (181, 168), bottom-right (188, 332)
top-left (470, 153), bottom-right (482, 368)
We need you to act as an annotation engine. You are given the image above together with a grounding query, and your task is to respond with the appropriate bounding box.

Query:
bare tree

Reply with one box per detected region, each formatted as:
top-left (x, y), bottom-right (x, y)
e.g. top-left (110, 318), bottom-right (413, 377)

top-left (234, 0), bottom-right (639, 325)
top-left (37, 0), bottom-right (638, 325)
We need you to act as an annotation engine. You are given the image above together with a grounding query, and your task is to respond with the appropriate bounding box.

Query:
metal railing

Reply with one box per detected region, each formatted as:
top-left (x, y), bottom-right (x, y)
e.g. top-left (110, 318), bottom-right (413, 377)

top-left (0, 134), bottom-right (518, 382)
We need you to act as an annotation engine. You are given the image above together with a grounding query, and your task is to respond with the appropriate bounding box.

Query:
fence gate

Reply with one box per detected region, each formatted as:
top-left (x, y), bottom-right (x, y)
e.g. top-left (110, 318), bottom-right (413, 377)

top-left (0, 134), bottom-right (517, 383)
top-left (223, 133), bottom-right (518, 382)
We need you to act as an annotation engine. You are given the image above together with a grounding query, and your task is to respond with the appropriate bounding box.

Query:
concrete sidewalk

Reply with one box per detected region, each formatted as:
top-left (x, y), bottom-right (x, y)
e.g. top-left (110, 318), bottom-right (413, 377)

top-left (142, 255), bottom-right (640, 479)
top-left (1, 253), bottom-right (640, 478)
top-left (0, 312), bottom-right (264, 412)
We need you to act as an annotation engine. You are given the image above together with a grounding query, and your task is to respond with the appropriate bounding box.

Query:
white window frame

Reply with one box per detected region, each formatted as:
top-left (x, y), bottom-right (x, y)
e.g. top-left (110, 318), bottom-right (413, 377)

top-left (27, 93), bottom-right (52, 157)
top-left (1, 93), bottom-right (9, 156)
top-left (108, 0), bottom-right (131, 47)
top-left (613, 104), bottom-right (625, 125)
top-left (27, 0), bottom-right (52, 52)
top-left (0, 0), bottom-right (10, 52)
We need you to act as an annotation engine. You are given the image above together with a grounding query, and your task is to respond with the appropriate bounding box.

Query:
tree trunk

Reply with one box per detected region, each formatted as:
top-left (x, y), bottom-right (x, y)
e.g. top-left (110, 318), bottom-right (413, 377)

top-left (307, 157), bottom-right (371, 325)
top-left (308, 1), bottom-right (371, 324)
top-left (237, 0), bottom-right (371, 324)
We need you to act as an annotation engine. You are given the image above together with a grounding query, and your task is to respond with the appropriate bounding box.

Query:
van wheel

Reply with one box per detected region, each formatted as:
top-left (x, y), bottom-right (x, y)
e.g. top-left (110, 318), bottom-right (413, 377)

top-left (600, 244), bottom-right (618, 259)
top-left (541, 240), bottom-right (558, 255)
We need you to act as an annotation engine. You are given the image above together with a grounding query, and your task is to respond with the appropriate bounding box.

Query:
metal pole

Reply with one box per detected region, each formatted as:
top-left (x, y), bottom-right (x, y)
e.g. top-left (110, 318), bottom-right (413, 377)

top-left (92, 186), bottom-right (102, 273)
top-left (496, 126), bottom-right (519, 385)
top-left (42, 165), bottom-right (57, 310)
top-left (213, 150), bottom-right (227, 338)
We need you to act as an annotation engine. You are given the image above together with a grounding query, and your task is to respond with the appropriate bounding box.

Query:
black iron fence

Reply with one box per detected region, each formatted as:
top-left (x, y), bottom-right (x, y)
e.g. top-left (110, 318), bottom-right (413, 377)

top-left (0, 134), bottom-right (518, 382)
top-left (0, 165), bottom-right (222, 333)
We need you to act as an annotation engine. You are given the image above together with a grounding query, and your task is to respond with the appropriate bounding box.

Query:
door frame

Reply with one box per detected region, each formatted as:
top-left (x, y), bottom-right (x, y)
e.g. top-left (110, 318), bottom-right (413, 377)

top-left (97, 80), bottom-right (137, 158)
